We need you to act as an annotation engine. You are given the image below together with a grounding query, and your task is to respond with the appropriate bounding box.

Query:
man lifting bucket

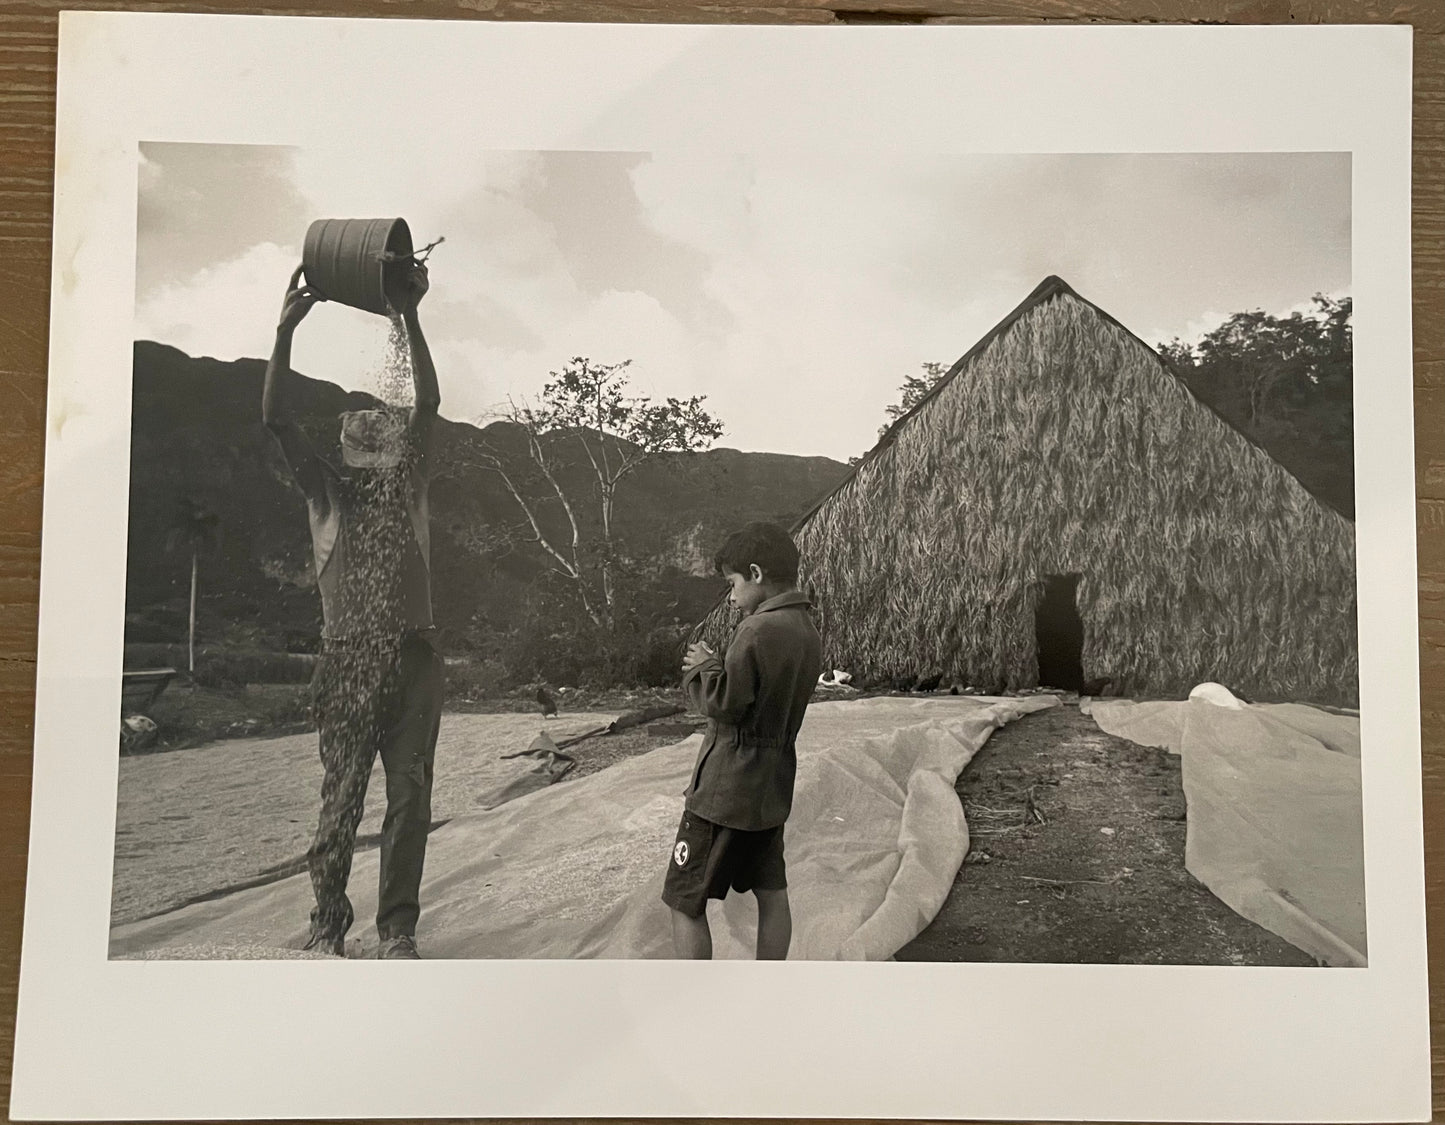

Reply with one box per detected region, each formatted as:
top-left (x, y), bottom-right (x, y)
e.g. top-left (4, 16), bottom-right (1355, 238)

top-left (262, 218), bottom-right (443, 959)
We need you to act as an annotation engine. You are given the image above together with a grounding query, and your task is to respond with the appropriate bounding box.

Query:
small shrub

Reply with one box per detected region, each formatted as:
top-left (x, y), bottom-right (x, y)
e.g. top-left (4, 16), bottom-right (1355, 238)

top-left (629, 627), bottom-right (688, 687)
top-left (445, 659), bottom-right (507, 701)
top-left (282, 632), bottom-right (322, 655)
top-left (191, 662), bottom-right (245, 691)
top-left (123, 619), bottom-right (178, 645)
top-left (123, 643), bottom-right (182, 670)
top-left (188, 650), bottom-right (317, 687)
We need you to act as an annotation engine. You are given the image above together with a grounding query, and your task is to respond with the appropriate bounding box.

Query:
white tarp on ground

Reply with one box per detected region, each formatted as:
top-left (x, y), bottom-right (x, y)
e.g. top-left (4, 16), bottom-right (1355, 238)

top-left (111, 712), bottom-right (616, 925)
top-left (1088, 696), bottom-right (1365, 966)
top-left (110, 695), bottom-right (1057, 960)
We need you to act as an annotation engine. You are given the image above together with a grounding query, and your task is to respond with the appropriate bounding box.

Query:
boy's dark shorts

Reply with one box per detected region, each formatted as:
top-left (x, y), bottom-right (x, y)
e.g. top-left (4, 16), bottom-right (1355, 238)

top-left (661, 811), bottom-right (786, 918)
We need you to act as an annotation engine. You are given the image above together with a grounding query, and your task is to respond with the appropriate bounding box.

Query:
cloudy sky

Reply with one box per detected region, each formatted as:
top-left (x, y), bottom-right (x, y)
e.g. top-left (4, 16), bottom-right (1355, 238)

top-left (135, 145), bottom-right (1349, 462)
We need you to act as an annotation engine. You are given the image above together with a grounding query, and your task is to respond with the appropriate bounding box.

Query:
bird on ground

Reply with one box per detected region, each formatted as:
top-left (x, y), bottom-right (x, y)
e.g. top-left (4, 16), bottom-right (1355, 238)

top-left (536, 685), bottom-right (558, 719)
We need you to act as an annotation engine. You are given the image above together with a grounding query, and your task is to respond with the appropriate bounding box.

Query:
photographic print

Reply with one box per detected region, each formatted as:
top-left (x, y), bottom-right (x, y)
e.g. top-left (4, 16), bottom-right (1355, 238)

top-left (12, 14), bottom-right (1427, 1123)
top-left (110, 146), bottom-right (1363, 968)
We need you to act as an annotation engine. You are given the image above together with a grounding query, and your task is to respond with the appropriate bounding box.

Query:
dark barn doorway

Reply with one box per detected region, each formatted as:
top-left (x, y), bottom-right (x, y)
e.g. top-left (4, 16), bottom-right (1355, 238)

top-left (1035, 573), bottom-right (1084, 691)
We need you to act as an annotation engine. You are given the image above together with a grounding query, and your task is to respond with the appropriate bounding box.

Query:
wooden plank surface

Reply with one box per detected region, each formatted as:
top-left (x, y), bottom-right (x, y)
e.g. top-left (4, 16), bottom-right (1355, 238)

top-left (0, 2), bottom-right (1439, 1122)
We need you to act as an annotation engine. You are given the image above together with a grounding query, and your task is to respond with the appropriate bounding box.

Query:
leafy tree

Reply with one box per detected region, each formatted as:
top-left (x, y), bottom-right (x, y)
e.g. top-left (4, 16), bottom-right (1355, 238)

top-left (472, 357), bottom-right (724, 631)
top-left (881, 361), bottom-right (949, 437)
top-left (164, 497), bottom-right (220, 672)
top-left (843, 361), bottom-right (953, 464)
top-left (1160, 295), bottom-right (1353, 517)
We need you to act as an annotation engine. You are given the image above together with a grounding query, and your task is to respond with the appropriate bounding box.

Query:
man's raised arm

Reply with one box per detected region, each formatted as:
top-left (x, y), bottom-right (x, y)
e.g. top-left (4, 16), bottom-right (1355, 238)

top-left (397, 263), bottom-right (439, 460)
top-left (263, 265), bottom-right (329, 504)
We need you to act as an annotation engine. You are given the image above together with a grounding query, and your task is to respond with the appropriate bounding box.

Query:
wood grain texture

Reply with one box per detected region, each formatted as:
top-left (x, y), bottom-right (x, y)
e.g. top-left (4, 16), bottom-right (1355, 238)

top-left (0, 3), bottom-right (1438, 1122)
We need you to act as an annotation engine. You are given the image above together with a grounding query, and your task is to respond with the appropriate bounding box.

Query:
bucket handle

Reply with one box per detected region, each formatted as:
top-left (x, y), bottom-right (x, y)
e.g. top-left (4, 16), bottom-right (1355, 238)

top-left (378, 236), bottom-right (445, 266)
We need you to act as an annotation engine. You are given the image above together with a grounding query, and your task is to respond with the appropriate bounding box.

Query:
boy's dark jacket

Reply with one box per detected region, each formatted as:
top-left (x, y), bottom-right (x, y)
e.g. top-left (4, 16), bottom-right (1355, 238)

top-left (681, 591), bottom-right (823, 830)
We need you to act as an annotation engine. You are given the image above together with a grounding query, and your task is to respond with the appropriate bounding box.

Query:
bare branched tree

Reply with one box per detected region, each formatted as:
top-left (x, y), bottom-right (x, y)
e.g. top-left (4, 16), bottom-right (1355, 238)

top-left (468, 357), bottom-right (724, 630)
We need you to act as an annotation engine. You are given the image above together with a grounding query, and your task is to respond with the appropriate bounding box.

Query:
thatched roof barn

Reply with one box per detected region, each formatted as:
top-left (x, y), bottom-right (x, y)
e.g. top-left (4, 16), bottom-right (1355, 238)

top-left (696, 276), bottom-right (1358, 707)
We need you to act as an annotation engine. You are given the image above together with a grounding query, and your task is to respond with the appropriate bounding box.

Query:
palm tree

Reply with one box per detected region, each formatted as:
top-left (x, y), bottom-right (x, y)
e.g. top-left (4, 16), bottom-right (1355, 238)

top-left (165, 498), bottom-right (220, 673)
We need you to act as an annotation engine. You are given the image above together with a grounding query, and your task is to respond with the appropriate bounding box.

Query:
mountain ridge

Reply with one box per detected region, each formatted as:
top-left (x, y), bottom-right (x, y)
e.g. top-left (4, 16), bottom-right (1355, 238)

top-left (125, 340), bottom-right (851, 659)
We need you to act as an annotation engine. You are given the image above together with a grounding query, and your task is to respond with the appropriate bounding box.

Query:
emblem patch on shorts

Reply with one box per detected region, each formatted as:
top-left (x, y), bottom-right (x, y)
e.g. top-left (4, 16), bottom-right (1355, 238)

top-left (673, 840), bottom-right (689, 867)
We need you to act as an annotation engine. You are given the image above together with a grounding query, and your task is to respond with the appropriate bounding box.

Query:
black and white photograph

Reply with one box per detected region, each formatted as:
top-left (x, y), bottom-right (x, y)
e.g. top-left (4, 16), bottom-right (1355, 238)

top-left (12, 15), bottom-right (1428, 1123)
top-left (108, 144), bottom-right (1364, 966)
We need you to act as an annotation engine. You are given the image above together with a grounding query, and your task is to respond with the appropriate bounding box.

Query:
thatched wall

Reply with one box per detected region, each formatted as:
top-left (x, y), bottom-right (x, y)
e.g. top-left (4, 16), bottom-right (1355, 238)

top-left (695, 283), bottom-right (1358, 707)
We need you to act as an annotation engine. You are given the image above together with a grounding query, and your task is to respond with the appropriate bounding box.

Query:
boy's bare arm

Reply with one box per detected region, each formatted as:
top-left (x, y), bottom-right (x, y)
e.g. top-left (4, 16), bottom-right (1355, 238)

top-left (683, 636), bottom-right (758, 723)
top-left (263, 266), bottom-right (328, 505)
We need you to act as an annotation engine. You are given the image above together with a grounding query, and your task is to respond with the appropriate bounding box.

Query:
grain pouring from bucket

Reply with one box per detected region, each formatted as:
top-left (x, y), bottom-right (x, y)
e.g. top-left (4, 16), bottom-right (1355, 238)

top-left (300, 216), bottom-right (445, 411)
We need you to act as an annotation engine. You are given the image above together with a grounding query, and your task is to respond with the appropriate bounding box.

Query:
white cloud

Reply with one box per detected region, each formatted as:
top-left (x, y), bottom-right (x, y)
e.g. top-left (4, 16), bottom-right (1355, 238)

top-left (629, 152), bottom-right (756, 256)
top-left (625, 151), bottom-right (1005, 457)
top-left (135, 147), bottom-right (1352, 462)
top-left (135, 239), bottom-right (400, 395)
top-left (452, 289), bottom-right (697, 427)
top-left (136, 240), bottom-right (290, 360)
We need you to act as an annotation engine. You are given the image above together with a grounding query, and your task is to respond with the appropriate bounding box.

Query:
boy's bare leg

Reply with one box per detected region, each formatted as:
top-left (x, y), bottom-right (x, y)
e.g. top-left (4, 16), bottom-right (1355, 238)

top-left (671, 907), bottom-right (713, 959)
top-left (755, 888), bottom-right (791, 960)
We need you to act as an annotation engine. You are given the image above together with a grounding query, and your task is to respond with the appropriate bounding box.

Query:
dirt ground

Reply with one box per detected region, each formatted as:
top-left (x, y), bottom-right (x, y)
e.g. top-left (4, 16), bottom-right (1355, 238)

top-left (895, 703), bottom-right (1316, 965)
top-left (111, 709), bottom-right (689, 925)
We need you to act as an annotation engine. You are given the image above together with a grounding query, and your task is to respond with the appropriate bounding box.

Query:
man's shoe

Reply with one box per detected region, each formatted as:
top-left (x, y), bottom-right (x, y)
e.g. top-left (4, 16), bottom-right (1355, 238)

top-left (303, 931), bottom-right (345, 957)
top-left (377, 934), bottom-right (421, 960)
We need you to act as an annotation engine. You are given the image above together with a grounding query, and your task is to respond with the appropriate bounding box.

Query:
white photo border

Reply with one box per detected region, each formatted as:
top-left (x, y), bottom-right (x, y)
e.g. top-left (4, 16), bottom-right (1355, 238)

top-left (13, 14), bottom-right (1428, 1122)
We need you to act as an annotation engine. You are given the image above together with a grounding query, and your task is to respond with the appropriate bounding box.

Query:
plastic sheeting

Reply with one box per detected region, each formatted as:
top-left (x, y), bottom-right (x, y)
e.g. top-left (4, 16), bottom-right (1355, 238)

top-left (110, 695), bottom-right (1057, 960)
top-left (110, 712), bottom-right (617, 925)
top-left (1089, 697), bottom-right (1365, 966)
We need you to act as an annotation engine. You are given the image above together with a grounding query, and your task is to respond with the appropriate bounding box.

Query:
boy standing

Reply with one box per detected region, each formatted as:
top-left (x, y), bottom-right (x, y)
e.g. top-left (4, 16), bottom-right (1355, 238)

top-left (262, 261), bottom-right (443, 960)
top-left (665, 522), bottom-right (822, 959)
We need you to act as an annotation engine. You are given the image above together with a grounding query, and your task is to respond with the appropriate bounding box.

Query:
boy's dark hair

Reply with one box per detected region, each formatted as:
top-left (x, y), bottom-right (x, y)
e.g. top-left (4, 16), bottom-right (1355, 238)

top-left (713, 521), bottom-right (800, 582)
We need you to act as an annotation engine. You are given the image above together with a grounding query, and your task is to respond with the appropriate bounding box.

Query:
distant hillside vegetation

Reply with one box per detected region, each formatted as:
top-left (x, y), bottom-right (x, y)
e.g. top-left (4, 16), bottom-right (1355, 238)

top-left (126, 341), bottom-right (850, 671)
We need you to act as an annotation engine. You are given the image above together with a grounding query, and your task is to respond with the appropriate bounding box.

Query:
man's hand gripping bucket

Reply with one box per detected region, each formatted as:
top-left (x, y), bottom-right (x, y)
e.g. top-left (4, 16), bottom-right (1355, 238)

top-left (301, 217), bottom-right (442, 316)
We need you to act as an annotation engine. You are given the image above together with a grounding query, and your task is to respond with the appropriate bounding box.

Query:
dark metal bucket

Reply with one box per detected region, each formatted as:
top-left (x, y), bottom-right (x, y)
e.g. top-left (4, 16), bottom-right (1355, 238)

top-left (302, 217), bottom-right (414, 316)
